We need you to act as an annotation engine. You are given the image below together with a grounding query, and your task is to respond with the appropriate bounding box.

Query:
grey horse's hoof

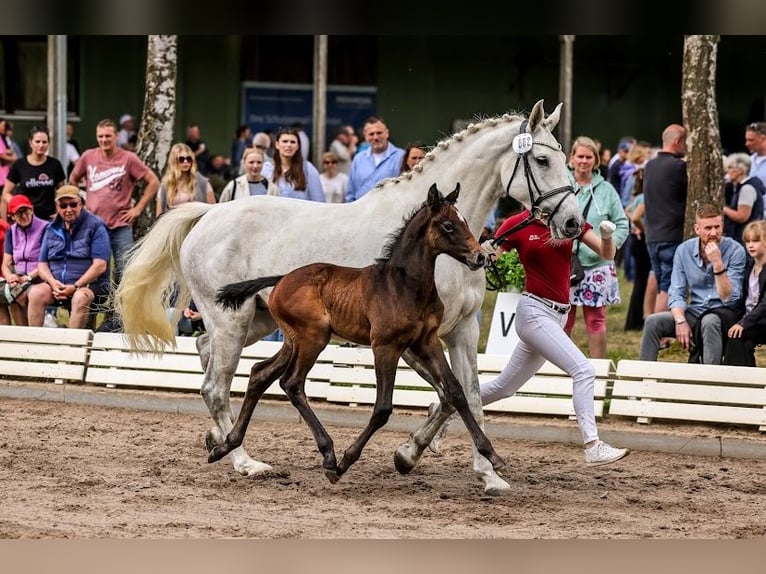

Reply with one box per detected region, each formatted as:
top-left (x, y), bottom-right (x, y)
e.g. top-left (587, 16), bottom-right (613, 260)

top-left (393, 449), bottom-right (417, 475)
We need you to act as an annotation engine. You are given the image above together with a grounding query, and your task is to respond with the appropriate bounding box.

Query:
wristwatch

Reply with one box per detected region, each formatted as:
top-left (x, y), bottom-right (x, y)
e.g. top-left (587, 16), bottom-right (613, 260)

top-left (674, 317), bottom-right (687, 325)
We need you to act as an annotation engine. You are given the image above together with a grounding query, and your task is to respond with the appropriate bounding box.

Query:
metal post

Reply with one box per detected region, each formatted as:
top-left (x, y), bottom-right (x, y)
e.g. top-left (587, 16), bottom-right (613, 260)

top-left (558, 35), bottom-right (575, 154)
top-left (312, 35), bottom-right (328, 167)
top-left (55, 35), bottom-right (68, 163)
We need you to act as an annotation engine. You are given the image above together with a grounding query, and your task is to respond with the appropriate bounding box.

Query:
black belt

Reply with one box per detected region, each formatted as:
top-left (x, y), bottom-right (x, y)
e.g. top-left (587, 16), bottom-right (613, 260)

top-left (522, 291), bottom-right (571, 314)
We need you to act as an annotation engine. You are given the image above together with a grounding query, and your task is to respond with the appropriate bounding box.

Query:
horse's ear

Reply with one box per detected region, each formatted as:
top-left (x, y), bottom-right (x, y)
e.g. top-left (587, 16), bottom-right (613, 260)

top-left (528, 99), bottom-right (546, 132)
top-left (445, 182), bottom-right (460, 205)
top-left (427, 183), bottom-right (442, 208)
top-left (543, 102), bottom-right (564, 131)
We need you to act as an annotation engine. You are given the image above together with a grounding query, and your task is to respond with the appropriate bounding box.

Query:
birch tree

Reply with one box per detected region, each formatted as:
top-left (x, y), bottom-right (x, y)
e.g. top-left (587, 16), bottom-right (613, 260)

top-left (133, 35), bottom-right (177, 239)
top-left (681, 35), bottom-right (723, 237)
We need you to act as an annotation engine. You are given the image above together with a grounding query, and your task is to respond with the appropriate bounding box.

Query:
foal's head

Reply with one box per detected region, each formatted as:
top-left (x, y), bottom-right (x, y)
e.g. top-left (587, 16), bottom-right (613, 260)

top-left (422, 183), bottom-right (486, 270)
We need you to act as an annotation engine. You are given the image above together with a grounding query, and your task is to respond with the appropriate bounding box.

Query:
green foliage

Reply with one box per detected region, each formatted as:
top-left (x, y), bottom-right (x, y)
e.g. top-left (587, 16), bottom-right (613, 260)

top-left (488, 249), bottom-right (526, 292)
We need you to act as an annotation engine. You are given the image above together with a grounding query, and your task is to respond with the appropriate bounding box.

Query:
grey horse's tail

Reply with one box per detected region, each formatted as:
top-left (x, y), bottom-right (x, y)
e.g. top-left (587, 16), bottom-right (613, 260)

top-left (216, 275), bottom-right (284, 311)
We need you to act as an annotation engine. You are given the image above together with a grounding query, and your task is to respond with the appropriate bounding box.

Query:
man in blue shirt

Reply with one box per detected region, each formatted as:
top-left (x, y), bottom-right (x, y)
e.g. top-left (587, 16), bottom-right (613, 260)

top-left (640, 203), bottom-right (746, 364)
top-left (345, 116), bottom-right (404, 202)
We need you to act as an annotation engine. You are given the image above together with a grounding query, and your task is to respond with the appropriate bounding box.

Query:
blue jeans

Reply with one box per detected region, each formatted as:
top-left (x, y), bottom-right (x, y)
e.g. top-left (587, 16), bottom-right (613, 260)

top-left (647, 241), bottom-right (681, 293)
top-left (107, 225), bottom-right (135, 286)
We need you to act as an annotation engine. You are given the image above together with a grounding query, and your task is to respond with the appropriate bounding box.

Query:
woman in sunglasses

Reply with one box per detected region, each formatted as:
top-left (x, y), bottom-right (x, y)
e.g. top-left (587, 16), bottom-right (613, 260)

top-left (156, 143), bottom-right (215, 217)
top-left (318, 152), bottom-right (347, 203)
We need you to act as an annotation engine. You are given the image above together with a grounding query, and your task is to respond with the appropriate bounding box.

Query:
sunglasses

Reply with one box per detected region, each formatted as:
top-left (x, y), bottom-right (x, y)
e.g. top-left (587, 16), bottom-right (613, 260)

top-left (323, 160), bottom-right (338, 165)
top-left (178, 155), bottom-right (194, 163)
top-left (748, 122), bottom-right (766, 135)
top-left (12, 207), bottom-right (32, 216)
top-left (58, 201), bottom-right (80, 209)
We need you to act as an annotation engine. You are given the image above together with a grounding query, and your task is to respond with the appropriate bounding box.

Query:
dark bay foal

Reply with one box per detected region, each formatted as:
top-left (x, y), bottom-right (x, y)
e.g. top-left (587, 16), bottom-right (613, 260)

top-left (209, 183), bottom-right (506, 485)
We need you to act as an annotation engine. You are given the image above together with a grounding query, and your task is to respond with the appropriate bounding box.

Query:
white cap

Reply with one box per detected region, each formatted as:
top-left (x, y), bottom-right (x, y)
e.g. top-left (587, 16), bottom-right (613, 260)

top-left (119, 114), bottom-right (134, 126)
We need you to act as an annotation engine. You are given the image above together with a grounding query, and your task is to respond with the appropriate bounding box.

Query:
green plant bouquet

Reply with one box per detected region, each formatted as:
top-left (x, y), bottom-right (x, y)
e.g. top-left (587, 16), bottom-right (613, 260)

top-left (485, 248), bottom-right (526, 292)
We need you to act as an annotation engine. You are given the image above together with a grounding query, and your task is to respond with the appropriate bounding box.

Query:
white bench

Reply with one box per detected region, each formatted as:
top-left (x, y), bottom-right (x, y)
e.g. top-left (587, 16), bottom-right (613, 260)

top-left (324, 345), bottom-right (611, 418)
top-left (0, 325), bottom-right (92, 384)
top-left (85, 333), bottom-right (332, 399)
top-left (610, 360), bottom-right (766, 431)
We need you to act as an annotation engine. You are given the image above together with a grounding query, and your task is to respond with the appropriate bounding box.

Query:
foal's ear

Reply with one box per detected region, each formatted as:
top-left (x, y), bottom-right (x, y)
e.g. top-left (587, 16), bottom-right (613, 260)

top-left (427, 183), bottom-right (443, 208)
top-left (444, 182), bottom-right (460, 205)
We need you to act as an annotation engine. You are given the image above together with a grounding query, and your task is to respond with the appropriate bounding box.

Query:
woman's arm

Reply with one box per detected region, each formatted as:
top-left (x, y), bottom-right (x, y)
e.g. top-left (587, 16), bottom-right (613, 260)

top-left (581, 221), bottom-right (616, 260)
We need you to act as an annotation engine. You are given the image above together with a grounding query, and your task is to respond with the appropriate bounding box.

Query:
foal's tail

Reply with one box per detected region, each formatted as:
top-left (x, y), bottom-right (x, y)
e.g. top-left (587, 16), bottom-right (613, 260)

top-left (115, 202), bottom-right (215, 353)
top-left (216, 275), bottom-right (284, 311)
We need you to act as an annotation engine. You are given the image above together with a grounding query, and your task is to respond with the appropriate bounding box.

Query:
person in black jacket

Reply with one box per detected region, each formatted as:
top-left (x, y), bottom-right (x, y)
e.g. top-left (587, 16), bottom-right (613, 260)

top-left (724, 221), bottom-right (766, 366)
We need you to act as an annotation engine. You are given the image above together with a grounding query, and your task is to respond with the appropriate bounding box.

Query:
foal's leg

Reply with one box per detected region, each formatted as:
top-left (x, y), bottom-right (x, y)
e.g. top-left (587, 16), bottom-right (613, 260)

top-left (398, 316), bottom-right (512, 496)
top-left (279, 338), bottom-right (339, 480)
top-left (334, 347), bottom-right (400, 479)
top-left (207, 343), bottom-right (292, 463)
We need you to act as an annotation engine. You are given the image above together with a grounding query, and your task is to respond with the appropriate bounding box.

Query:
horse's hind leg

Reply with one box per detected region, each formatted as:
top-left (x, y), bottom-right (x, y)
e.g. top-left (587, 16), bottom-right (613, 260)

top-left (279, 340), bottom-right (338, 480)
top-left (208, 343), bottom-right (291, 464)
top-left (335, 350), bottom-right (399, 479)
top-left (200, 329), bottom-right (273, 477)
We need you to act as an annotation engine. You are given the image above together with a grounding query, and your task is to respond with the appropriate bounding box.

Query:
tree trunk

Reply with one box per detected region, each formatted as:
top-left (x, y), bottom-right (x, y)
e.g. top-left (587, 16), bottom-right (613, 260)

top-left (133, 35), bottom-right (177, 239)
top-left (681, 35), bottom-right (722, 237)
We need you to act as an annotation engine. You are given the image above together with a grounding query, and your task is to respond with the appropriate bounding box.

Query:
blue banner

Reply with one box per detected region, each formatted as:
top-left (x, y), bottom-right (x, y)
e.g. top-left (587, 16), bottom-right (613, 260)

top-left (241, 81), bottom-right (377, 144)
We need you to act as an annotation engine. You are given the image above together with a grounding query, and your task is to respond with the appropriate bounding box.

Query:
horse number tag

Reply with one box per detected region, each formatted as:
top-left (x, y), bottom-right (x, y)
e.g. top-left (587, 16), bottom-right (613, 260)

top-left (512, 133), bottom-right (533, 154)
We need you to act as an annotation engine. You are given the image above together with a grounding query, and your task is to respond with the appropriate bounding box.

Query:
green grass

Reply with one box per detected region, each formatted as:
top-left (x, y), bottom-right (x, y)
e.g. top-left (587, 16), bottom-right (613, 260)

top-left (479, 271), bottom-right (766, 366)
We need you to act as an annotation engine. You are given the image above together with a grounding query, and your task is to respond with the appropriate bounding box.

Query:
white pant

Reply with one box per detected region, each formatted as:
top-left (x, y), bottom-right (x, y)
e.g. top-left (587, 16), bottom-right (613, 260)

top-left (480, 295), bottom-right (599, 444)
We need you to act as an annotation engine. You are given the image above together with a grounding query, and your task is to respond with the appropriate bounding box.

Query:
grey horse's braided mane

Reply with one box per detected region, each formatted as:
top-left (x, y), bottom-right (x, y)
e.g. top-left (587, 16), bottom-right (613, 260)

top-left (374, 111), bottom-right (526, 189)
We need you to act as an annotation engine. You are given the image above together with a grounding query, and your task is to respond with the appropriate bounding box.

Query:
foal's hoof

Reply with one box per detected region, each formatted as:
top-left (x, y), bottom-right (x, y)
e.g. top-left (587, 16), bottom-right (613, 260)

top-left (324, 468), bottom-right (340, 484)
top-left (207, 446), bottom-right (227, 463)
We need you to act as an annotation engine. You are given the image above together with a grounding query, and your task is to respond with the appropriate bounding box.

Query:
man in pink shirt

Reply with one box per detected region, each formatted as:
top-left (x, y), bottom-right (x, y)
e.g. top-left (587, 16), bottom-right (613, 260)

top-left (70, 118), bottom-right (159, 331)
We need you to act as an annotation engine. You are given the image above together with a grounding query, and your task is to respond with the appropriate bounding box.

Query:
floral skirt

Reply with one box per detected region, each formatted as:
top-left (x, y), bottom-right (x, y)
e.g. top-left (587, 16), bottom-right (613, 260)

top-left (570, 262), bottom-right (621, 307)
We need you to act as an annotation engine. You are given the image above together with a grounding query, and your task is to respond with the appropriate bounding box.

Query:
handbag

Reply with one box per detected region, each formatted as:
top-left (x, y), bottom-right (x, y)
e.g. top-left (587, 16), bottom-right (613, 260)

top-left (570, 195), bottom-right (594, 287)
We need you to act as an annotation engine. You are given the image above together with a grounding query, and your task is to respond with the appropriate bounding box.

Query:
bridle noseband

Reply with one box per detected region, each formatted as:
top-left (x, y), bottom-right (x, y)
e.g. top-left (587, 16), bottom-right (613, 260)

top-left (485, 119), bottom-right (575, 291)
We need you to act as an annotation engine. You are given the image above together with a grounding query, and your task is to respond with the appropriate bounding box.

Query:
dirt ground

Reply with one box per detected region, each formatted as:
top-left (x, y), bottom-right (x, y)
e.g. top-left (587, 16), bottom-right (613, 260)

top-left (1, 390), bottom-right (766, 539)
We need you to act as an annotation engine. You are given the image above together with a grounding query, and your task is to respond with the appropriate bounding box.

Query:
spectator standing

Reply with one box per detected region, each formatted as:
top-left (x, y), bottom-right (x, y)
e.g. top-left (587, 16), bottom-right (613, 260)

top-left (117, 115), bottom-right (136, 150)
top-left (0, 118), bottom-right (18, 191)
top-left (606, 138), bottom-right (633, 192)
top-left (565, 136), bottom-right (629, 358)
top-left (219, 147), bottom-right (279, 202)
top-left (745, 122), bottom-right (766, 210)
top-left (399, 142), bottom-right (427, 174)
top-left (318, 152), bottom-right (348, 203)
top-left (4, 122), bottom-right (24, 159)
top-left (328, 125), bottom-right (357, 175)
top-left (156, 143), bottom-right (215, 217)
top-left (251, 132), bottom-right (274, 165)
top-left (1, 194), bottom-right (48, 325)
top-left (230, 124), bottom-right (251, 175)
top-left (642, 124), bottom-right (688, 313)
top-left (640, 203), bottom-right (746, 364)
top-left (723, 153), bottom-right (764, 245)
top-left (0, 216), bottom-right (9, 324)
top-left (65, 122), bottom-right (81, 178)
top-left (26, 186), bottom-right (111, 329)
top-left (345, 116), bottom-right (404, 202)
top-left (291, 121), bottom-right (310, 161)
top-left (723, 221), bottom-right (766, 366)
top-left (623, 167), bottom-right (656, 330)
top-left (185, 123), bottom-right (210, 175)
top-left (1, 126), bottom-right (66, 222)
top-left (69, 118), bottom-right (160, 292)
top-left (261, 127), bottom-right (324, 202)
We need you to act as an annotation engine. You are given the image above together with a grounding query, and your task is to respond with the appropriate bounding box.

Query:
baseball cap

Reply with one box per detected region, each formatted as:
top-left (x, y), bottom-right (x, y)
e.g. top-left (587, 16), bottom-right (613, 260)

top-left (55, 185), bottom-right (82, 201)
top-left (119, 114), bottom-right (134, 126)
top-left (618, 142), bottom-right (631, 152)
top-left (8, 194), bottom-right (33, 215)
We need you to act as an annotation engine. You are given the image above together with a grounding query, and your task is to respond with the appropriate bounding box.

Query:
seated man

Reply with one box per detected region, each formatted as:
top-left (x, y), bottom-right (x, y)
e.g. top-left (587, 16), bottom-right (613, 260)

top-left (27, 186), bottom-right (111, 329)
top-left (640, 203), bottom-right (746, 364)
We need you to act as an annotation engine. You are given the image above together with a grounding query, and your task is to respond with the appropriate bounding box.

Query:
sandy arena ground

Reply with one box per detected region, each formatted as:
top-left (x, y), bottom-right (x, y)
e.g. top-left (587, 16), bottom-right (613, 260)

top-left (1, 388), bottom-right (765, 539)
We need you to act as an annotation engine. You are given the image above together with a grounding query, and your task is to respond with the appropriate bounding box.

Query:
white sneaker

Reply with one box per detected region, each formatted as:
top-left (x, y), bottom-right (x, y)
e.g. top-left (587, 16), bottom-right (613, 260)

top-left (584, 440), bottom-right (629, 467)
top-left (43, 311), bottom-right (58, 329)
top-left (427, 402), bottom-right (455, 454)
